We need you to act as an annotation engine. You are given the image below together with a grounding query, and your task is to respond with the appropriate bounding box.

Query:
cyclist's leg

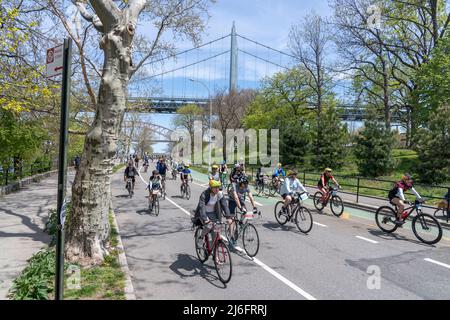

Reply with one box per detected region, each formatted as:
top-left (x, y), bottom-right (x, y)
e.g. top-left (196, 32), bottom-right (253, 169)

top-left (283, 194), bottom-right (292, 210)
top-left (391, 198), bottom-right (404, 220)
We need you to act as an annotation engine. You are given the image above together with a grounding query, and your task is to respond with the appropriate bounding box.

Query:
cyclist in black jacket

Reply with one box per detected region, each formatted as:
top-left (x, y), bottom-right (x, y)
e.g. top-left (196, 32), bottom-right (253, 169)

top-left (124, 161), bottom-right (138, 192)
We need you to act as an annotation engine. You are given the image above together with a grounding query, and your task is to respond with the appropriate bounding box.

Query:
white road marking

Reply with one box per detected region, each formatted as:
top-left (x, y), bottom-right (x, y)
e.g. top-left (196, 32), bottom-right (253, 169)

top-left (166, 195), bottom-right (316, 300)
top-left (355, 236), bottom-right (378, 244)
top-left (424, 258), bottom-right (450, 270)
top-left (313, 222), bottom-right (327, 227)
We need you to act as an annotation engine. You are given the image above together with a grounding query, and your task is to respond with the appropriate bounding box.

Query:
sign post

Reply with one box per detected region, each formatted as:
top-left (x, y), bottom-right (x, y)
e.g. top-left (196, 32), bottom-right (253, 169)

top-left (51, 38), bottom-right (72, 300)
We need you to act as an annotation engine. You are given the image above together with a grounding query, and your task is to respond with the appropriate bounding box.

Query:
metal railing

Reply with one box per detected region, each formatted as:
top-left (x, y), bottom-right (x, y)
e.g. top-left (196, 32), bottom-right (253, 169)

top-left (0, 160), bottom-right (54, 186)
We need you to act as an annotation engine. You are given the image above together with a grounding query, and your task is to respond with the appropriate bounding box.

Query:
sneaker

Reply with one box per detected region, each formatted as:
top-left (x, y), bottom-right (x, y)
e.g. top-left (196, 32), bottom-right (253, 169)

top-left (229, 239), bottom-right (236, 247)
top-left (394, 219), bottom-right (405, 227)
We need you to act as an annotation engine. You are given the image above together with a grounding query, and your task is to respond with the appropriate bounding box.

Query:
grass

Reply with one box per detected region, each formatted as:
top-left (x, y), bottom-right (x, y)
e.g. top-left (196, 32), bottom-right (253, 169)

top-left (10, 209), bottom-right (126, 300)
top-left (113, 164), bottom-right (126, 174)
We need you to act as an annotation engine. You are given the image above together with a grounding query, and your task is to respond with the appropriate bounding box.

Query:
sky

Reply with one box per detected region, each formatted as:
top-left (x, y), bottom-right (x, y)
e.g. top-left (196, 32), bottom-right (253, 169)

top-left (132, 0), bottom-right (341, 153)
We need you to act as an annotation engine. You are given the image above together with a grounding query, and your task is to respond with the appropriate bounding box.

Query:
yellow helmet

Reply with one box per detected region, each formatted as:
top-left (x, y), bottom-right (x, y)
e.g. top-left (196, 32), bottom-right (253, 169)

top-left (209, 180), bottom-right (222, 188)
top-left (287, 170), bottom-right (298, 177)
top-left (212, 165), bottom-right (219, 170)
top-left (185, 163), bottom-right (190, 168)
top-left (325, 168), bottom-right (332, 172)
top-left (278, 163), bottom-right (282, 167)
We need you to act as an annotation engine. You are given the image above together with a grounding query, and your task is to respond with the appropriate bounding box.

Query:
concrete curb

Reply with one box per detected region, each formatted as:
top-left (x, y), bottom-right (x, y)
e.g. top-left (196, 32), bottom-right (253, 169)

top-left (110, 208), bottom-right (136, 300)
top-left (0, 170), bottom-right (59, 197)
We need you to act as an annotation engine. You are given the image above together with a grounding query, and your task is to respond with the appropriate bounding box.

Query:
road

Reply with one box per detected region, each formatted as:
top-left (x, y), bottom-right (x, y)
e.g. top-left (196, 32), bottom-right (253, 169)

top-left (112, 164), bottom-right (450, 300)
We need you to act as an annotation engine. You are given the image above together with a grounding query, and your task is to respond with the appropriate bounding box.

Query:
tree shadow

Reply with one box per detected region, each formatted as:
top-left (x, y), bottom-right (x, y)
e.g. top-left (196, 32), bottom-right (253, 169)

top-left (169, 253), bottom-right (226, 289)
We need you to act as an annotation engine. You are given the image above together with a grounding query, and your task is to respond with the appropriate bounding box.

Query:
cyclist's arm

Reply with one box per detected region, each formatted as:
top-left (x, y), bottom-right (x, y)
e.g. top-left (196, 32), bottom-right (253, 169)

top-left (198, 191), bottom-right (209, 222)
top-left (296, 180), bottom-right (308, 194)
top-left (397, 188), bottom-right (406, 201)
top-left (410, 187), bottom-right (422, 200)
top-left (247, 191), bottom-right (257, 209)
top-left (232, 189), bottom-right (243, 210)
top-left (331, 177), bottom-right (340, 187)
top-left (219, 193), bottom-right (232, 217)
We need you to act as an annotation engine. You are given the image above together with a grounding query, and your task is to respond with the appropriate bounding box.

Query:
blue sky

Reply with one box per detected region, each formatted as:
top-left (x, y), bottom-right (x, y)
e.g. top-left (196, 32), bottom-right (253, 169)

top-left (135, 0), bottom-right (337, 153)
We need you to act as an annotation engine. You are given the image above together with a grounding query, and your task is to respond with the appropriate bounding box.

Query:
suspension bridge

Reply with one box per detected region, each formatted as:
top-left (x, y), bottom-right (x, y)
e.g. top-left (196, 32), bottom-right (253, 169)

top-left (126, 23), bottom-right (400, 122)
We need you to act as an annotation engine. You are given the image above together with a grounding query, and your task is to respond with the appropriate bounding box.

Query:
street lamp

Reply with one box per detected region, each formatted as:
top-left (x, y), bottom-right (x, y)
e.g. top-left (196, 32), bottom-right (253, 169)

top-left (189, 78), bottom-right (212, 168)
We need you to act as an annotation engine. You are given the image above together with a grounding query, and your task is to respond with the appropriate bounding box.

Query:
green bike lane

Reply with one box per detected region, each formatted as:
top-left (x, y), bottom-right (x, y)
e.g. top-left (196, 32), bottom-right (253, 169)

top-left (189, 169), bottom-right (450, 299)
top-left (113, 166), bottom-right (450, 300)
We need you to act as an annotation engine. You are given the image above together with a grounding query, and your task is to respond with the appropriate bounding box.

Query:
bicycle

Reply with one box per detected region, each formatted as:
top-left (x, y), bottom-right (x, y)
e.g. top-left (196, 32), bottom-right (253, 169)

top-left (225, 207), bottom-right (261, 257)
top-left (126, 178), bottom-right (134, 198)
top-left (269, 177), bottom-right (284, 197)
top-left (160, 175), bottom-right (166, 200)
top-left (194, 221), bottom-right (233, 284)
top-left (148, 189), bottom-right (160, 216)
top-left (171, 168), bottom-right (178, 181)
top-left (254, 175), bottom-right (270, 197)
top-left (313, 186), bottom-right (344, 217)
top-left (274, 192), bottom-right (313, 233)
top-left (375, 199), bottom-right (442, 245)
top-left (433, 200), bottom-right (449, 223)
top-left (181, 179), bottom-right (192, 200)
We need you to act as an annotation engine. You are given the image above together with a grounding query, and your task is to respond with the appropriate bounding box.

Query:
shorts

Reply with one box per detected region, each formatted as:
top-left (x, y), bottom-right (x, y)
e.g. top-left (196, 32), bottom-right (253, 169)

top-left (281, 193), bottom-right (292, 199)
top-left (228, 196), bottom-right (245, 214)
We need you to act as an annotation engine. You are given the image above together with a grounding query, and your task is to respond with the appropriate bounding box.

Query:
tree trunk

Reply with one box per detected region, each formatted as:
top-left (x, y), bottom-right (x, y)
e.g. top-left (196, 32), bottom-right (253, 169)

top-left (66, 23), bottom-right (133, 266)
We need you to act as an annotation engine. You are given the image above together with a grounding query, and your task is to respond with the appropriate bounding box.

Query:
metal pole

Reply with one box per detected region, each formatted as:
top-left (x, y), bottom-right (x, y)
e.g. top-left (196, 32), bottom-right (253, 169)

top-left (209, 94), bottom-right (212, 168)
top-left (229, 21), bottom-right (238, 93)
top-left (356, 177), bottom-right (360, 203)
top-left (55, 38), bottom-right (72, 300)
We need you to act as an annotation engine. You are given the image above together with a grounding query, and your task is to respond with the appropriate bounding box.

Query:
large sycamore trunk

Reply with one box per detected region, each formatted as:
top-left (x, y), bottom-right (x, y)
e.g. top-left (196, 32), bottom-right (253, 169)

top-left (66, 23), bottom-right (134, 266)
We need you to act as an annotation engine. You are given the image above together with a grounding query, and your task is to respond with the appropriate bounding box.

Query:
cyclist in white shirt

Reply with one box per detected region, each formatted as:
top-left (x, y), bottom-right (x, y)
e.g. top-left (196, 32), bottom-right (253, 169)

top-left (280, 170), bottom-right (308, 213)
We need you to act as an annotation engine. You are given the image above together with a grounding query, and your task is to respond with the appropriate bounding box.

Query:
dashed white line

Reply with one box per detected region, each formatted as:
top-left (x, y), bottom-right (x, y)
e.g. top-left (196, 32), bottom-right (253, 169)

top-left (167, 195), bottom-right (317, 300)
top-left (313, 222), bottom-right (327, 228)
top-left (424, 258), bottom-right (450, 270)
top-left (355, 236), bottom-right (378, 244)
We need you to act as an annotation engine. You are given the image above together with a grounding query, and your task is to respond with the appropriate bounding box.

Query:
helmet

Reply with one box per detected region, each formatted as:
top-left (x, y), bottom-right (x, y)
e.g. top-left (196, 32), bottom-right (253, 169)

top-left (277, 163), bottom-right (282, 167)
top-left (325, 168), bottom-right (332, 172)
top-left (234, 164), bottom-right (240, 169)
top-left (402, 173), bottom-right (413, 181)
top-left (152, 170), bottom-right (159, 175)
top-left (287, 170), bottom-right (298, 177)
top-left (238, 176), bottom-right (249, 185)
top-left (209, 180), bottom-right (222, 188)
top-left (185, 164), bottom-right (190, 168)
top-left (128, 161), bottom-right (133, 166)
top-left (212, 165), bottom-right (219, 170)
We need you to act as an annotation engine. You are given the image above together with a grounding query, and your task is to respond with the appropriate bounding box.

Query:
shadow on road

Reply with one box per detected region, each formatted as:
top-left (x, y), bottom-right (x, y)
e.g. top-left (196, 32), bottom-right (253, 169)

top-left (169, 253), bottom-right (227, 289)
top-left (367, 228), bottom-right (435, 247)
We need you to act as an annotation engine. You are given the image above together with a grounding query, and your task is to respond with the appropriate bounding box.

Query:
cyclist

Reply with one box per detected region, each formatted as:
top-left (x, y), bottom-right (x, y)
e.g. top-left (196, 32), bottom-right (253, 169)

top-left (193, 180), bottom-right (233, 244)
top-left (209, 164), bottom-right (220, 182)
top-left (143, 155), bottom-right (149, 173)
top-left (134, 154), bottom-right (140, 168)
top-left (388, 174), bottom-right (423, 226)
top-left (229, 176), bottom-right (258, 219)
top-left (272, 163), bottom-right (286, 190)
top-left (280, 170), bottom-right (308, 213)
top-left (255, 165), bottom-right (265, 186)
top-left (180, 164), bottom-right (193, 193)
top-left (219, 161), bottom-right (228, 185)
top-left (147, 170), bottom-right (162, 211)
top-left (230, 163), bottom-right (245, 186)
top-left (124, 161), bottom-right (138, 194)
top-left (317, 168), bottom-right (340, 203)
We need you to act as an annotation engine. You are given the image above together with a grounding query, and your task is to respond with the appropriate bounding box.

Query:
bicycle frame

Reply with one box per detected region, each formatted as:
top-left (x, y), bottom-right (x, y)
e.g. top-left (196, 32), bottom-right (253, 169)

top-left (203, 224), bottom-right (224, 255)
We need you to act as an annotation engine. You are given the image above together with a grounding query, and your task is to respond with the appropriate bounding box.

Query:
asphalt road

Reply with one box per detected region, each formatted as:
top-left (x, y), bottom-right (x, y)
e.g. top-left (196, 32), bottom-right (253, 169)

top-left (112, 164), bottom-right (450, 300)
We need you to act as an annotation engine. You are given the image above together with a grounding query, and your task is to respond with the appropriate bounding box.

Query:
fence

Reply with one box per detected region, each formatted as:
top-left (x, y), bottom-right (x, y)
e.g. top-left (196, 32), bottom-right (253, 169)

top-left (247, 167), bottom-right (450, 210)
top-left (0, 160), bottom-right (54, 187)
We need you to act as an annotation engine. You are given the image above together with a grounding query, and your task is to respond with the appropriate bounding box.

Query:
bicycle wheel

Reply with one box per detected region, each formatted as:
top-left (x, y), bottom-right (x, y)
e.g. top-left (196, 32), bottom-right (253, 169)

top-left (313, 192), bottom-right (325, 211)
top-left (181, 185), bottom-right (185, 198)
top-left (294, 206), bottom-right (313, 234)
top-left (242, 223), bottom-right (259, 257)
top-left (268, 182), bottom-right (277, 197)
top-left (274, 201), bottom-right (289, 225)
top-left (375, 206), bottom-right (398, 233)
top-left (154, 197), bottom-right (160, 216)
top-left (412, 213), bottom-right (442, 245)
top-left (214, 240), bottom-right (232, 284)
top-left (186, 185), bottom-right (191, 200)
top-left (330, 196), bottom-right (344, 217)
top-left (194, 227), bottom-right (209, 263)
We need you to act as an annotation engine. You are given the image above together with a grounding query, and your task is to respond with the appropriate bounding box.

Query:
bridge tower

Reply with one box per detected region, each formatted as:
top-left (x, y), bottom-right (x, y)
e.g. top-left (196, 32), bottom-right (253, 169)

top-left (229, 22), bottom-right (238, 93)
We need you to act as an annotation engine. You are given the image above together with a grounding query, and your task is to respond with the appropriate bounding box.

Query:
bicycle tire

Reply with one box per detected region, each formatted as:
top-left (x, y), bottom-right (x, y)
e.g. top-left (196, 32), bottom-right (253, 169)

top-left (294, 206), bottom-right (313, 234)
top-left (375, 206), bottom-right (398, 233)
top-left (313, 192), bottom-right (325, 211)
top-left (412, 213), bottom-right (442, 245)
top-left (154, 197), bottom-right (160, 216)
top-left (274, 201), bottom-right (289, 225)
top-left (330, 196), bottom-right (344, 217)
top-left (194, 227), bottom-right (209, 263)
top-left (242, 223), bottom-right (259, 257)
top-left (268, 182), bottom-right (277, 197)
top-left (186, 185), bottom-right (191, 200)
top-left (214, 240), bottom-right (232, 284)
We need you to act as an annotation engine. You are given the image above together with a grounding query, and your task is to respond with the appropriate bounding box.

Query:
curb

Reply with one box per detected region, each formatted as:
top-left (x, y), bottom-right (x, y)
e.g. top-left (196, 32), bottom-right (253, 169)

top-left (110, 208), bottom-right (136, 300)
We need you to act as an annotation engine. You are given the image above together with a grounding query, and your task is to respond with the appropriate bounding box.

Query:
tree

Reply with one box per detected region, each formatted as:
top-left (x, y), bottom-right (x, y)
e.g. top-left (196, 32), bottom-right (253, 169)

top-left (57, 0), bottom-right (214, 266)
top-left (354, 118), bottom-right (395, 177)
top-left (415, 105), bottom-right (450, 184)
top-left (212, 89), bottom-right (255, 161)
top-left (313, 106), bottom-right (349, 170)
